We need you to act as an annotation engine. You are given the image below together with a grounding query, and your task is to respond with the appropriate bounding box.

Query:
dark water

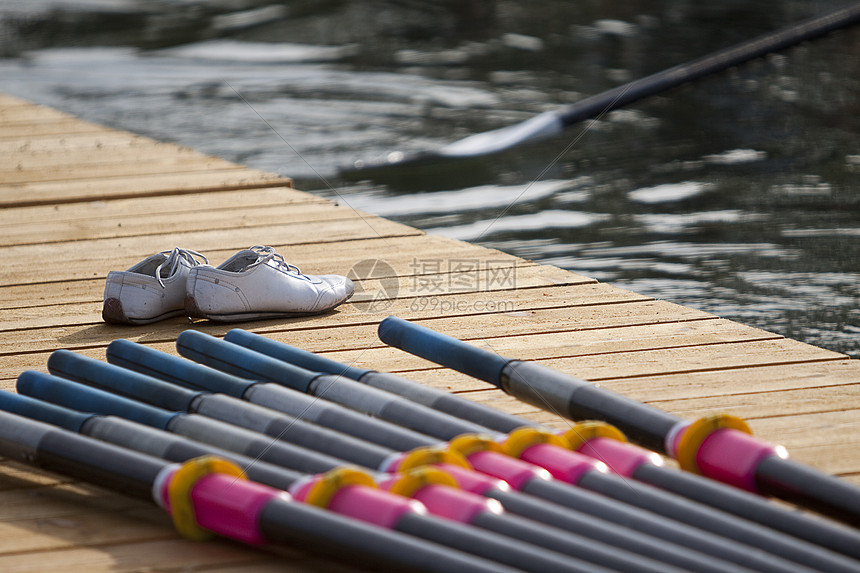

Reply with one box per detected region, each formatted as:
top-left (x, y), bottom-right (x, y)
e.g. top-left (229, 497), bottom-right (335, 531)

top-left (2, 0), bottom-right (858, 357)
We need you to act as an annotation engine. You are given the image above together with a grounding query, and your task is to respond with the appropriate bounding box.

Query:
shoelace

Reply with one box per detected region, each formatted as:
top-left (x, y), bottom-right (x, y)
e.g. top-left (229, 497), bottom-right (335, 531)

top-left (246, 245), bottom-right (308, 279)
top-left (155, 248), bottom-right (209, 288)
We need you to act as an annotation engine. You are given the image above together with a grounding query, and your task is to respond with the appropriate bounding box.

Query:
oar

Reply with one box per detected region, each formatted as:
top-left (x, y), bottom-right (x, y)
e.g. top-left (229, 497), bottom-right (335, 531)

top-left (222, 328), bottom-right (527, 432)
top-left (218, 328), bottom-right (860, 560)
top-left (14, 368), bottom-right (809, 573)
top-left (0, 409), bottom-right (521, 573)
top-left (3, 389), bottom-right (691, 573)
top-left (105, 339), bottom-right (437, 452)
top-left (378, 315), bottom-right (860, 526)
top-left (119, 336), bottom-right (858, 573)
top-left (48, 348), bottom-right (401, 469)
top-left (175, 331), bottom-right (494, 441)
top-left (101, 342), bottom-right (774, 573)
top-left (12, 375), bottom-right (606, 573)
top-left (349, 3), bottom-right (860, 170)
top-left (0, 389), bottom-right (303, 491)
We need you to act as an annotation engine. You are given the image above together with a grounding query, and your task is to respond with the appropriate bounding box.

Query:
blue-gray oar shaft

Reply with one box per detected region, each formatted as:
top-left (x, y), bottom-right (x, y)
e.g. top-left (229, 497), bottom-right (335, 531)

top-left (224, 328), bottom-right (528, 432)
top-left (631, 463), bottom-right (860, 560)
top-left (176, 330), bottom-right (492, 440)
top-left (106, 338), bottom-right (437, 452)
top-left (378, 316), bottom-right (678, 452)
top-left (18, 371), bottom-right (345, 475)
top-left (0, 389), bottom-right (302, 491)
top-left (168, 337), bottom-right (859, 571)
top-left (48, 350), bottom-right (397, 468)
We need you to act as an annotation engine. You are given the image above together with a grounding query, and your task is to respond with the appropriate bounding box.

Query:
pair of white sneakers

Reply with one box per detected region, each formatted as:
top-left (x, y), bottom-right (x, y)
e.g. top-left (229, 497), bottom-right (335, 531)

top-left (102, 246), bottom-right (354, 325)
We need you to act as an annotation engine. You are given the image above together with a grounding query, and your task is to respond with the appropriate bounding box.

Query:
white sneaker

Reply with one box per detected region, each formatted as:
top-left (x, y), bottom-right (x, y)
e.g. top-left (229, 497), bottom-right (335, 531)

top-left (103, 248), bottom-right (209, 325)
top-left (185, 246), bottom-right (354, 322)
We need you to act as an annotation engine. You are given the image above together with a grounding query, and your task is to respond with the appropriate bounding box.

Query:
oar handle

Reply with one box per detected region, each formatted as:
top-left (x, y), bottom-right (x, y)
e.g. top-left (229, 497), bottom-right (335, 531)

top-left (17, 371), bottom-right (178, 429)
top-left (177, 330), bottom-right (320, 392)
top-left (0, 389), bottom-right (93, 432)
top-left (378, 316), bottom-right (511, 385)
top-left (227, 328), bottom-right (530, 434)
top-left (108, 339), bottom-right (254, 398)
top-left (49, 349), bottom-right (203, 412)
top-left (225, 329), bottom-right (370, 381)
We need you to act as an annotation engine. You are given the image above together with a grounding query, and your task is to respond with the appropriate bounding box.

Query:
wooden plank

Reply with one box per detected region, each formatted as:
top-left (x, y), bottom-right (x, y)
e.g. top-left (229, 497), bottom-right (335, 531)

top-left (0, 219), bottom-right (424, 286)
top-left (0, 538), bottom-right (287, 573)
top-left (0, 202), bottom-right (379, 247)
top-left (608, 360), bottom-right (860, 403)
top-left (649, 383), bottom-right (860, 422)
top-left (2, 144), bottom-right (242, 172)
top-left (0, 261), bottom-right (575, 330)
top-left (397, 318), bottom-right (783, 362)
top-left (0, 105), bottom-right (80, 123)
top-left (319, 321), bottom-right (796, 375)
top-left (0, 94), bottom-right (39, 107)
top-left (532, 338), bottom-right (846, 380)
top-left (0, 187), bottom-right (320, 229)
top-left (0, 236), bottom-right (531, 310)
top-left (0, 462), bottom-right (74, 491)
top-left (0, 282), bottom-right (647, 357)
top-left (0, 169), bottom-right (291, 207)
top-left (0, 132), bottom-right (163, 154)
top-left (0, 488), bottom-right (170, 555)
top-left (380, 338), bottom-right (845, 388)
top-left (0, 119), bottom-right (115, 139)
top-left (0, 233), bottom-right (519, 288)
top-left (750, 409), bottom-right (860, 450)
top-left (0, 153), bottom-right (246, 185)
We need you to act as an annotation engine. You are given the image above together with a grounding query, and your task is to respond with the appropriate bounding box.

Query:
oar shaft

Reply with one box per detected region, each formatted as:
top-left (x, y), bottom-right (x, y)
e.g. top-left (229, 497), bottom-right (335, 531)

top-left (555, 3), bottom-right (860, 128)
top-left (2, 386), bottom-right (733, 573)
top-left (18, 368), bottom-right (812, 573)
top-left (162, 337), bottom-right (859, 570)
top-left (224, 328), bottom-right (528, 433)
top-left (102, 346), bottom-right (763, 573)
top-left (378, 317), bottom-right (678, 451)
top-left (575, 470), bottom-right (857, 573)
top-left (18, 371), bottom-right (345, 475)
top-left (48, 350), bottom-right (397, 468)
top-left (755, 455), bottom-right (860, 527)
top-left (177, 330), bottom-right (492, 440)
top-left (516, 477), bottom-right (810, 573)
top-left (0, 408), bottom-right (161, 499)
top-left (379, 478), bottom-right (682, 573)
top-left (5, 379), bottom-right (591, 573)
top-left (107, 339), bottom-right (436, 452)
top-left (0, 389), bottom-right (302, 492)
top-left (502, 360), bottom-right (678, 452)
top-left (0, 410), bottom-right (520, 573)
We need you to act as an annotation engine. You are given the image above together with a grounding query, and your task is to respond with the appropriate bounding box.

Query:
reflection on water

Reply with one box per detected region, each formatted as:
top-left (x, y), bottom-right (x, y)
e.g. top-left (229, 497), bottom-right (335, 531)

top-left (1, 0), bottom-right (857, 357)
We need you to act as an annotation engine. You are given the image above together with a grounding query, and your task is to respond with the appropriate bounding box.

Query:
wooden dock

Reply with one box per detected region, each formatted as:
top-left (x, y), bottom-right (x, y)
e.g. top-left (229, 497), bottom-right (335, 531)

top-left (1, 91), bottom-right (858, 572)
